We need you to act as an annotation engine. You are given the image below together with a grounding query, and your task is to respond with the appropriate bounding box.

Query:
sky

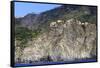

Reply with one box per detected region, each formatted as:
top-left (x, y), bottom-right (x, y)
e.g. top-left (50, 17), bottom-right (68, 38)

top-left (15, 2), bottom-right (61, 17)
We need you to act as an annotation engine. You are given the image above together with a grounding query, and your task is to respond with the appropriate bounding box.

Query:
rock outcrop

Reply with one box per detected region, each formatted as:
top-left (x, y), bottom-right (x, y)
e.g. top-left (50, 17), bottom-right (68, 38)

top-left (15, 5), bottom-right (97, 64)
top-left (15, 19), bottom-right (97, 63)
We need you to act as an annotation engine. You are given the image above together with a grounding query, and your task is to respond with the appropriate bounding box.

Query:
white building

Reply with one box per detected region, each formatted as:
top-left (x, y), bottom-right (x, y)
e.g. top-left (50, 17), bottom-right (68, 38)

top-left (57, 20), bottom-right (63, 23)
top-left (78, 21), bottom-right (81, 25)
top-left (50, 22), bottom-right (57, 27)
top-left (81, 23), bottom-right (85, 25)
top-left (85, 22), bottom-right (88, 25)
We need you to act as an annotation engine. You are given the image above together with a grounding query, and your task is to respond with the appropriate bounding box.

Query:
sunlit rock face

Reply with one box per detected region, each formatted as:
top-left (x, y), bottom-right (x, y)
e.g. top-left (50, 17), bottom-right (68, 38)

top-left (16, 19), bottom-right (97, 63)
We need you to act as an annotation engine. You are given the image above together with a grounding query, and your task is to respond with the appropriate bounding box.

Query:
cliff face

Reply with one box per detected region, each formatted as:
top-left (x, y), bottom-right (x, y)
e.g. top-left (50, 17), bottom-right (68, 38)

top-left (15, 5), bottom-right (97, 63)
top-left (15, 19), bottom-right (97, 63)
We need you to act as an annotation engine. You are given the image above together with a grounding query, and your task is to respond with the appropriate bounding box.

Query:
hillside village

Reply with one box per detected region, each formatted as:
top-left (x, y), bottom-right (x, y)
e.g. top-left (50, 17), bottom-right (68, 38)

top-left (15, 5), bottom-right (97, 64)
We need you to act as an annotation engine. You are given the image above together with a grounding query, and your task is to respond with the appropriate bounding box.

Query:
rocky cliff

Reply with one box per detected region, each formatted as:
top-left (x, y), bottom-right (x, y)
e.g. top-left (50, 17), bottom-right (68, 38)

top-left (15, 19), bottom-right (97, 63)
top-left (15, 5), bottom-right (97, 64)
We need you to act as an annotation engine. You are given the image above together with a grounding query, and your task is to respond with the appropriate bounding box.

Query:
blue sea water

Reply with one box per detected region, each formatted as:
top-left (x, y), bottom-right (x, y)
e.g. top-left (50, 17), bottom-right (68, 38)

top-left (15, 59), bottom-right (97, 67)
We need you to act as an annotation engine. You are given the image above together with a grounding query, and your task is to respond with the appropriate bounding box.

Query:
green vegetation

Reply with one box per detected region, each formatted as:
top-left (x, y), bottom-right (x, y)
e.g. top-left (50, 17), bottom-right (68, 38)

top-left (63, 10), bottom-right (96, 24)
top-left (15, 27), bottom-right (41, 48)
top-left (16, 27), bottom-right (32, 41)
top-left (76, 14), bottom-right (96, 24)
top-left (32, 29), bottom-right (41, 38)
top-left (37, 6), bottom-right (96, 33)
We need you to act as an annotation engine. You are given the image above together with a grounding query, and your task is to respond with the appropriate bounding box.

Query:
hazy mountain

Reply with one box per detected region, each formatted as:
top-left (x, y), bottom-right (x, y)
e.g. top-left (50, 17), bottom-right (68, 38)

top-left (15, 5), bottom-right (97, 30)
